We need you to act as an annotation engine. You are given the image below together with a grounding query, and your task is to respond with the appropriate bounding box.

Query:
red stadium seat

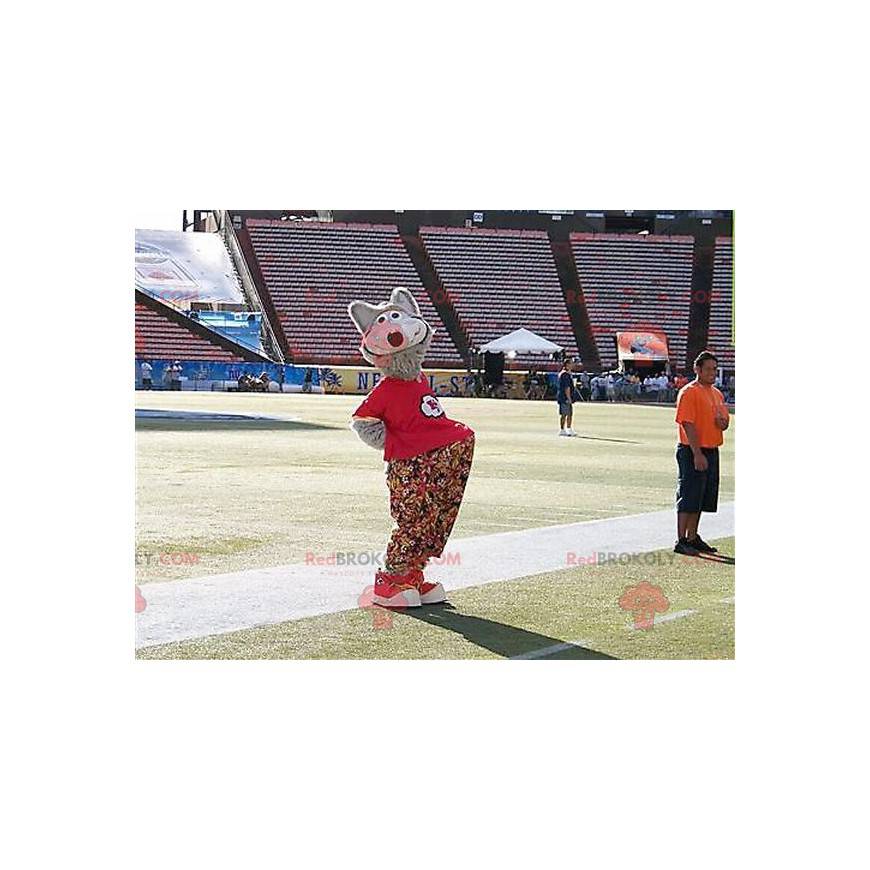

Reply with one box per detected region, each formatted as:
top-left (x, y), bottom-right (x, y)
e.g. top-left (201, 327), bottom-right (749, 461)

top-left (571, 233), bottom-right (695, 369)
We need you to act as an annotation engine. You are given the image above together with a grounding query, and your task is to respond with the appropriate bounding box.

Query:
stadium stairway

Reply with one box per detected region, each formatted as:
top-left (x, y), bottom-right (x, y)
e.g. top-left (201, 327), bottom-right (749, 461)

top-left (400, 232), bottom-right (472, 362)
top-left (548, 236), bottom-right (602, 368)
top-left (218, 211), bottom-right (286, 363)
top-left (684, 221), bottom-right (718, 369)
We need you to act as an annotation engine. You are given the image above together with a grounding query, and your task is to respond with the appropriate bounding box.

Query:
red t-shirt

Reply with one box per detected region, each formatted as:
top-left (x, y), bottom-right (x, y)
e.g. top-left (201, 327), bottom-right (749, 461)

top-left (353, 374), bottom-right (474, 461)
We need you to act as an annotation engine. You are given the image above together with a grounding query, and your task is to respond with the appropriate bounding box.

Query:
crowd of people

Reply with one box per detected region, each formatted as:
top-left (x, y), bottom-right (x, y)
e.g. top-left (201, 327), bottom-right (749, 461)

top-left (525, 366), bottom-right (735, 404)
top-left (138, 360), bottom-right (282, 392)
top-left (237, 372), bottom-right (273, 392)
top-left (586, 371), bottom-right (676, 403)
top-left (139, 360), bottom-right (183, 391)
top-left (138, 358), bottom-right (735, 405)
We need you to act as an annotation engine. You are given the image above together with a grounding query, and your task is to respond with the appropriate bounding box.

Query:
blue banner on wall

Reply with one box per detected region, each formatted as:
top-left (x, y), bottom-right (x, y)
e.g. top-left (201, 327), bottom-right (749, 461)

top-left (135, 360), bottom-right (322, 389)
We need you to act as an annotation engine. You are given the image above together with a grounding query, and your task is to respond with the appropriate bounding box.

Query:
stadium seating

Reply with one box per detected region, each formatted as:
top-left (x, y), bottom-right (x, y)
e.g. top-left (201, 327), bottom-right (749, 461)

top-left (571, 233), bottom-right (695, 369)
top-left (243, 220), bottom-right (463, 366)
top-left (135, 299), bottom-right (248, 361)
top-left (419, 226), bottom-right (578, 367)
top-left (708, 237), bottom-right (734, 370)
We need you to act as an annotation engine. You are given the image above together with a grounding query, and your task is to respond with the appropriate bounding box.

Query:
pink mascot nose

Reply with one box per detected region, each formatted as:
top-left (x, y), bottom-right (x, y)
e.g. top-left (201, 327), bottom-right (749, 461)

top-left (387, 330), bottom-right (404, 347)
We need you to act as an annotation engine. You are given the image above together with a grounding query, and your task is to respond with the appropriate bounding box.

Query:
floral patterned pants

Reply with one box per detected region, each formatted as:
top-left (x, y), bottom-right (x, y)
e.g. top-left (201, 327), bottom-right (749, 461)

top-left (384, 434), bottom-right (475, 575)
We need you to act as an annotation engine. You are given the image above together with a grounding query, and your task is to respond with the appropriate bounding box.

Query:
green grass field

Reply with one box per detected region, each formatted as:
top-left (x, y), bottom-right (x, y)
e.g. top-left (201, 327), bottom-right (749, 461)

top-left (135, 391), bottom-right (735, 659)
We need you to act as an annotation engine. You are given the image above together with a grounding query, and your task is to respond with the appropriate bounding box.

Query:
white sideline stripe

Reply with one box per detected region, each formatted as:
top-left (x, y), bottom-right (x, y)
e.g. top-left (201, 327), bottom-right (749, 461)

top-left (719, 596), bottom-right (735, 604)
top-left (135, 502), bottom-right (734, 649)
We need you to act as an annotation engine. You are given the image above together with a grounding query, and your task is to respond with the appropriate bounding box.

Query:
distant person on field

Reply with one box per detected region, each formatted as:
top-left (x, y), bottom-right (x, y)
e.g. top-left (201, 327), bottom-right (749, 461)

top-left (578, 370), bottom-right (591, 402)
top-left (613, 373), bottom-right (623, 402)
top-left (140, 360), bottom-right (152, 390)
top-left (674, 351), bottom-right (730, 556)
top-left (523, 368), bottom-right (534, 399)
top-left (557, 359), bottom-right (576, 437)
top-left (170, 361), bottom-right (182, 391)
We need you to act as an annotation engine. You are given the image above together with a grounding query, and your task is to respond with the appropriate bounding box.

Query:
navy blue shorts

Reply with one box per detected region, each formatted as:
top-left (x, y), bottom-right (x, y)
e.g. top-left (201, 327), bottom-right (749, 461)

top-left (676, 445), bottom-right (719, 513)
top-left (558, 400), bottom-right (573, 416)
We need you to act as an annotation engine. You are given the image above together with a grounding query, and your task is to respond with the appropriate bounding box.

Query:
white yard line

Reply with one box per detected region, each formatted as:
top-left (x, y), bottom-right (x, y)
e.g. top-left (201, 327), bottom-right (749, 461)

top-left (629, 608), bottom-right (698, 628)
top-left (136, 502), bottom-right (734, 649)
top-left (512, 602), bottom-right (735, 659)
top-left (511, 640), bottom-right (595, 660)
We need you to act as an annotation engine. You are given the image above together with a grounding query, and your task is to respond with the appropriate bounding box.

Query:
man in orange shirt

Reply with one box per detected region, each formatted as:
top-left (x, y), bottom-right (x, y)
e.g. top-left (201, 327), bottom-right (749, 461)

top-left (674, 351), bottom-right (730, 555)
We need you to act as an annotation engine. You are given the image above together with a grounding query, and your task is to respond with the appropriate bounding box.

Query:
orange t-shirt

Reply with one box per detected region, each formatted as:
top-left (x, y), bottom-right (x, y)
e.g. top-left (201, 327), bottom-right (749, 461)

top-left (675, 381), bottom-right (729, 448)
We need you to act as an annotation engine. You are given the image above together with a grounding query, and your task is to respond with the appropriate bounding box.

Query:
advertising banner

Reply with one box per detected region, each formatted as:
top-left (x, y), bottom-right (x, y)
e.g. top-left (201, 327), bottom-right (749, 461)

top-left (615, 331), bottom-right (669, 363)
top-left (135, 360), bottom-right (321, 391)
top-left (318, 366), bottom-right (530, 398)
top-left (135, 229), bottom-right (244, 306)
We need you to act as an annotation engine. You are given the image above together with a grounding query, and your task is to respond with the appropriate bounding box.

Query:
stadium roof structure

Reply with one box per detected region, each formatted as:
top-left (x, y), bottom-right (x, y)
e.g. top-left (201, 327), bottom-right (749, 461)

top-left (479, 328), bottom-right (563, 355)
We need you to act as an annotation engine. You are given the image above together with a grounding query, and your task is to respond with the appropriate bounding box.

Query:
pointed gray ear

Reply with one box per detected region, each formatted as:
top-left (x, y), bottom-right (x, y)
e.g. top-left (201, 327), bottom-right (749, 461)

top-left (390, 286), bottom-right (420, 317)
top-left (348, 300), bottom-right (380, 334)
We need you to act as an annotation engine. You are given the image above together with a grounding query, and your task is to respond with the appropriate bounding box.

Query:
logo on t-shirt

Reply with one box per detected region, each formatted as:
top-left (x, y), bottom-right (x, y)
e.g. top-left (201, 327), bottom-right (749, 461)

top-left (420, 395), bottom-right (444, 418)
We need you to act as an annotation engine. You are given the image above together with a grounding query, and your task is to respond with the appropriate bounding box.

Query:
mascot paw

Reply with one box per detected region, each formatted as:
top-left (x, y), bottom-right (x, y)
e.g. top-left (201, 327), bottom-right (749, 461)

top-left (350, 418), bottom-right (386, 450)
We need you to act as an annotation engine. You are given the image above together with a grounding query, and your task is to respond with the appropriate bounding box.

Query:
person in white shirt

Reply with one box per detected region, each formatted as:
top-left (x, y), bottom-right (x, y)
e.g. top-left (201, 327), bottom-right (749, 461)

top-left (140, 360), bottom-right (153, 390)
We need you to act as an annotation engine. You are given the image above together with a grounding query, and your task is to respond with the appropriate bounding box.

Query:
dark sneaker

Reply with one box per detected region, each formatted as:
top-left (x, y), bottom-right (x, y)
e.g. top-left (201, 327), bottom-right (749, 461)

top-left (689, 536), bottom-right (718, 554)
top-left (674, 538), bottom-right (699, 556)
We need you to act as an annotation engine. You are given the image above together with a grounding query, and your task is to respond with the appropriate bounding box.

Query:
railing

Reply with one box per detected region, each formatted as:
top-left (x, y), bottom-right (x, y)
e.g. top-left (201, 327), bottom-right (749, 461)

top-left (218, 209), bottom-right (286, 363)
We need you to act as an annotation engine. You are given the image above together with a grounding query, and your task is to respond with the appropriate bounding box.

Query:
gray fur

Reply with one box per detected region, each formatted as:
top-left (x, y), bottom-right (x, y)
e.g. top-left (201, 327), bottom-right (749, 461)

top-left (350, 417), bottom-right (386, 450)
top-left (388, 287), bottom-right (421, 317)
top-left (348, 300), bottom-right (381, 335)
top-left (347, 287), bottom-right (421, 335)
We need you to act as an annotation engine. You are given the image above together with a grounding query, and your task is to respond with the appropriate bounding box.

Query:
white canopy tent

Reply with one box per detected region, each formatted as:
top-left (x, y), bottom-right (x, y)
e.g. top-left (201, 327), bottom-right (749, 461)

top-left (479, 328), bottom-right (563, 356)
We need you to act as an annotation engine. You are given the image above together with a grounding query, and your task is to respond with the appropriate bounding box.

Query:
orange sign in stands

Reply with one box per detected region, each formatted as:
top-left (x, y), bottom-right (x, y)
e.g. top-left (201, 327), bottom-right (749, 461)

top-left (615, 331), bottom-right (669, 362)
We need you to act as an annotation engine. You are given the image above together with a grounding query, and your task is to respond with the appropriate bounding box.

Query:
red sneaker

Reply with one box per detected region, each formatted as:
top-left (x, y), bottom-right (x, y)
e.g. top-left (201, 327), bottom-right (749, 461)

top-left (410, 569), bottom-right (447, 605)
top-left (373, 571), bottom-right (421, 608)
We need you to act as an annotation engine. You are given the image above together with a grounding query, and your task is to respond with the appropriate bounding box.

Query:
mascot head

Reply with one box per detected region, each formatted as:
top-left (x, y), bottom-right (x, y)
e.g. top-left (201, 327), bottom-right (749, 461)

top-left (348, 287), bottom-right (434, 380)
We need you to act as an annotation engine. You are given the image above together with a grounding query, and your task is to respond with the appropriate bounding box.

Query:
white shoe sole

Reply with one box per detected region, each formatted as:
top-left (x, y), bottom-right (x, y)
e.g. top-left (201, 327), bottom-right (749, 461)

top-left (372, 589), bottom-right (421, 608)
top-left (419, 583), bottom-right (447, 605)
